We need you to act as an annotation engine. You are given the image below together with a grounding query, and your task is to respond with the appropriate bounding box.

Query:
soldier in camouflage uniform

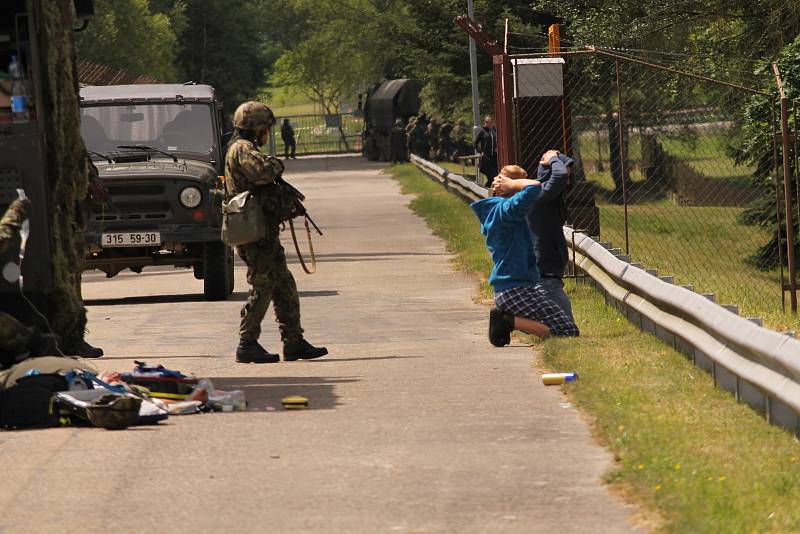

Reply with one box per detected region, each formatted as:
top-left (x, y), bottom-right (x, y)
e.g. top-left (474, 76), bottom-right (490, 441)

top-left (0, 198), bottom-right (59, 368)
top-left (225, 101), bottom-right (328, 364)
top-left (390, 119), bottom-right (407, 164)
top-left (427, 119), bottom-right (441, 161)
top-left (437, 121), bottom-right (455, 162)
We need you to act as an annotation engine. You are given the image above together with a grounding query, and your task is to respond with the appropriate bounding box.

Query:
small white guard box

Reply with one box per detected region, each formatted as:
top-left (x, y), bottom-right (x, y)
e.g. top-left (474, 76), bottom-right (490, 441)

top-left (512, 58), bottom-right (566, 98)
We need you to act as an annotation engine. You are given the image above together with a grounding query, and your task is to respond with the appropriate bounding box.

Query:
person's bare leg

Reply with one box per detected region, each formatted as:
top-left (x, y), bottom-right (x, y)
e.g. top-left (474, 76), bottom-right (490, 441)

top-left (514, 316), bottom-right (552, 339)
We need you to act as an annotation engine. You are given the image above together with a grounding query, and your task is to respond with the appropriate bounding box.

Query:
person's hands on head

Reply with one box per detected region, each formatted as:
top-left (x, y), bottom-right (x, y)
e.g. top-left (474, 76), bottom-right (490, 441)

top-left (492, 174), bottom-right (514, 196)
top-left (540, 149), bottom-right (560, 166)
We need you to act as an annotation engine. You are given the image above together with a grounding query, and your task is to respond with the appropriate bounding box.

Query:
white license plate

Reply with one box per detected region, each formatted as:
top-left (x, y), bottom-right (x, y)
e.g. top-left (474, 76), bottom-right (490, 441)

top-left (101, 231), bottom-right (161, 248)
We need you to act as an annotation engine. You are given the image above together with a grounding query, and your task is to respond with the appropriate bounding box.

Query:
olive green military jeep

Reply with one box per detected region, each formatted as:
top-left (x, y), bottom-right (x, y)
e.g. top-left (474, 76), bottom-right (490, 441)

top-left (79, 83), bottom-right (234, 300)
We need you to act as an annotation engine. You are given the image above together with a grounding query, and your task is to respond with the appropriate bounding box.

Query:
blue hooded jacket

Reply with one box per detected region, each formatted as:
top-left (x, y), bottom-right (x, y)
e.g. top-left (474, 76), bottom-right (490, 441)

top-left (470, 185), bottom-right (542, 293)
top-left (528, 154), bottom-right (574, 277)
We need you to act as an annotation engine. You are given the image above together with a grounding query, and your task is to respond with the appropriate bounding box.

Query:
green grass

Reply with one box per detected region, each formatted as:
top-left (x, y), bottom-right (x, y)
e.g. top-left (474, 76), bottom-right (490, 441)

top-left (579, 129), bottom-right (755, 183)
top-left (388, 162), bottom-right (800, 533)
top-left (597, 204), bottom-right (798, 332)
top-left (261, 86), bottom-right (320, 116)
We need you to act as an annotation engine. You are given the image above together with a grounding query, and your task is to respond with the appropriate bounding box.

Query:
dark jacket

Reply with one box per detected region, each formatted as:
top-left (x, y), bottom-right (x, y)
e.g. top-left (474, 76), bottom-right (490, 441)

top-left (281, 122), bottom-right (295, 142)
top-left (474, 126), bottom-right (497, 158)
top-left (527, 154), bottom-right (574, 278)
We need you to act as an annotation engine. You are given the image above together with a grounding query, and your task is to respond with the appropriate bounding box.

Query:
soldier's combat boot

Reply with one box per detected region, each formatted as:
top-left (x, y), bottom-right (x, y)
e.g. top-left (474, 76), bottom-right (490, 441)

top-left (75, 339), bottom-right (104, 358)
top-left (283, 339), bottom-right (328, 361)
top-left (489, 308), bottom-right (514, 347)
top-left (236, 339), bottom-right (280, 364)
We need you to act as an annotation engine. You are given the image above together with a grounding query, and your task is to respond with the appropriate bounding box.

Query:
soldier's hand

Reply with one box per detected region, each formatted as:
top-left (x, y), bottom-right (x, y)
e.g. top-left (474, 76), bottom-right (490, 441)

top-left (88, 181), bottom-right (111, 204)
top-left (293, 201), bottom-right (307, 218)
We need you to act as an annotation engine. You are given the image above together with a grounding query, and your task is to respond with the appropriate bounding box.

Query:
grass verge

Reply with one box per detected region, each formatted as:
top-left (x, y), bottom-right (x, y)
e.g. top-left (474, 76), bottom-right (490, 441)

top-left (388, 162), bottom-right (800, 533)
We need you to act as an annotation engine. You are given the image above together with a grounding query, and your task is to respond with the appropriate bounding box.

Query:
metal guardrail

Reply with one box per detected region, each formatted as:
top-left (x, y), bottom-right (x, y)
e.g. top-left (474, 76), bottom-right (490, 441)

top-left (410, 155), bottom-right (800, 435)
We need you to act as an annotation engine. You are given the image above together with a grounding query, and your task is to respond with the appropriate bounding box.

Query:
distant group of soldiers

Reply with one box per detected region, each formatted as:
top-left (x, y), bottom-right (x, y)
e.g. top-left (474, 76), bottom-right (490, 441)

top-left (389, 113), bottom-right (473, 164)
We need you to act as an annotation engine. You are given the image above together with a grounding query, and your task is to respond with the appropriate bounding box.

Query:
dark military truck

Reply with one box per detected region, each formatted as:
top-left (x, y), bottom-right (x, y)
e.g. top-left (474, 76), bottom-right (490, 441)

top-left (362, 79), bottom-right (421, 161)
top-left (79, 84), bottom-right (234, 300)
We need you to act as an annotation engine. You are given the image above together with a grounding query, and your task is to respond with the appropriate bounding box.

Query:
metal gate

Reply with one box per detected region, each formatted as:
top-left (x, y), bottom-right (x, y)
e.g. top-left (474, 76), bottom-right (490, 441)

top-left (270, 113), bottom-right (363, 156)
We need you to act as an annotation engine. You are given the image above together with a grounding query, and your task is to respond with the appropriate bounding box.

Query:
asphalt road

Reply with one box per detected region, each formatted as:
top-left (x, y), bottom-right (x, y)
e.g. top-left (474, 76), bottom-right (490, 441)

top-left (0, 156), bottom-right (638, 533)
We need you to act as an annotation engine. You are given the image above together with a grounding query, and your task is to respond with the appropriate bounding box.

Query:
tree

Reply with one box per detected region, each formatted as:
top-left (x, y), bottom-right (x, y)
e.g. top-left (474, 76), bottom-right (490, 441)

top-left (38, 0), bottom-right (91, 350)
top-left (271, 0), bottom-right (391, 113)
top-left (176, 0), bottom-right (273, 113)
top-left (736, 37), bottom-right (800, 269)
top-left (74, 0), bottom-right (185, 81)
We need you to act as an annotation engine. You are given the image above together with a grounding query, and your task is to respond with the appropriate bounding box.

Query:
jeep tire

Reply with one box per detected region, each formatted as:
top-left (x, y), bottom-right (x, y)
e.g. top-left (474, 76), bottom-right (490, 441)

top-left (203, 241), bottom-right (233, 301)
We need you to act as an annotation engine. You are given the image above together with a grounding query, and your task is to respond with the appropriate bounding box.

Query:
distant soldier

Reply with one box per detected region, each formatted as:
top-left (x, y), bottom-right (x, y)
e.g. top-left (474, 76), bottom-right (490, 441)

top-left (225, 101), bottom-right (327, 363)
top-left (390, 119), bottom-right (408, 164)
top-left (410, 113), bottom-right (430, 158)
top-left (427, 119), bottom-right (441, 161)
top-left (0, 198), bottom-right (59, 368)
top-left (281, 118), bottom-right (296, 159)
top-left (437, 121), bottom-right (455, 162)
top-left (451, 119), bottom-right (471, 160)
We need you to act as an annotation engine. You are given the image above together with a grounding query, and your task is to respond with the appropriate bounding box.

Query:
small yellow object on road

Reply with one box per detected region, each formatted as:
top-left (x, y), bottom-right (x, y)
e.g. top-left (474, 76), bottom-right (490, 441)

top-left (281, 395), bottom-right (309, 410)
top-left (542, 372), bottom-right (578, 386)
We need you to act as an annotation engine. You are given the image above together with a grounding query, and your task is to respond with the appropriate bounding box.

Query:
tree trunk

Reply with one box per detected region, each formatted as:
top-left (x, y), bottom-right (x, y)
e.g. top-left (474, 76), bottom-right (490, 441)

top-left (39, 0), bottom-right (89, 351)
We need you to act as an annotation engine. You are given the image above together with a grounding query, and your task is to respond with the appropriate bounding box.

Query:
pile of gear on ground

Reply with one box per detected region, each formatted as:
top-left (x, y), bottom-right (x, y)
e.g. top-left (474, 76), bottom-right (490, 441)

top-left (0, 358), bottom-right (247, 431)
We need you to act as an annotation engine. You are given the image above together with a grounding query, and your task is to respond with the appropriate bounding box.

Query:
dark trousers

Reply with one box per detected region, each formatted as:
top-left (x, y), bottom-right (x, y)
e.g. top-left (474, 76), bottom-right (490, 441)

top-left (479, 155), bottom-right (498, 186)
top-left (283, 139), bottom-right (296, 158)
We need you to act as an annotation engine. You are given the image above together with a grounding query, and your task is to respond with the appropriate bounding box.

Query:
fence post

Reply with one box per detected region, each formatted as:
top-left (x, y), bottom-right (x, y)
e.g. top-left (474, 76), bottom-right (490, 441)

top-left (615, 60), bottom-right (630, 256)
top-left (771, 100), bottom-right (787, 313)
top-left (773, 63), bottom-right (797, 313)
top-left (794, 104), bottom-right (800, 260)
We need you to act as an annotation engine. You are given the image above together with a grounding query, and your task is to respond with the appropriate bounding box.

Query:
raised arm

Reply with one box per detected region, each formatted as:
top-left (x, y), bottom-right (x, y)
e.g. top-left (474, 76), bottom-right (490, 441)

top-left (492, 176), bottom-right (540, 195)
top-left (499, 184), bottom-right (541, 222)
top-left (536, 156), bottom-right (570, 204)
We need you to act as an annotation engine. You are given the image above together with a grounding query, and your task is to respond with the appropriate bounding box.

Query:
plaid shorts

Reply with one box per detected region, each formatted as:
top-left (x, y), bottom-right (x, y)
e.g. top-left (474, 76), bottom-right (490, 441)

top-left (495, 285), bottom-right (580, 337)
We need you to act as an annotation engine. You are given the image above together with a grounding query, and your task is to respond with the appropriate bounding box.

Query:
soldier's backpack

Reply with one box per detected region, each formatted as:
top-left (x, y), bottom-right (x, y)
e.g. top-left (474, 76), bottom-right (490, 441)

top-left (221, 190), bottom-right (266, 246)
top-left (0, 373), bottom-right (67, 429)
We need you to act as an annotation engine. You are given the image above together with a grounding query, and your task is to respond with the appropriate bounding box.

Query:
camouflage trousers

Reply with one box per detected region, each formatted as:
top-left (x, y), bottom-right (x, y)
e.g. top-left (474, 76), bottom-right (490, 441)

top-left (0, 312), bottom-right (33, 361)
top-left (237, 238), bottom-right (303, 344)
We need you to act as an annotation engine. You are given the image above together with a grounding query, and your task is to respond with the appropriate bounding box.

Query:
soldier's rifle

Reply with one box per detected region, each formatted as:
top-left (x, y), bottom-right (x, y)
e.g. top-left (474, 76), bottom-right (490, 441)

top-left (275, 175), bottom-right (322, 274)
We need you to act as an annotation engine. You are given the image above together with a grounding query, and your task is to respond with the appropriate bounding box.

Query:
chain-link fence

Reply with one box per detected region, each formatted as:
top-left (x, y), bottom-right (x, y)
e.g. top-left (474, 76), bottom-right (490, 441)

top-left (270, 113), bottom-right (363, 156)
top-left (510, 49), bottom-right (794, 324)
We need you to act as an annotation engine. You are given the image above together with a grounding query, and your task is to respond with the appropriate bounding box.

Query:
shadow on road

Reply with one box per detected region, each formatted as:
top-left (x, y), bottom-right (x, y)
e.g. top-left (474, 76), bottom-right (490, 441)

top-left (208, 375), bottom-right (360, 411)
top-left (305, 355), bottom-right (421, 363)
top-left (286, 251), bottom-right (448, 265)
top-left (84, 290), bottom-right (339, 306)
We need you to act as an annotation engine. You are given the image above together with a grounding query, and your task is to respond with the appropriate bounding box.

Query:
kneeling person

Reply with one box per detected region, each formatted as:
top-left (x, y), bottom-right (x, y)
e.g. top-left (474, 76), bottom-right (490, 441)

top-left (471, 165), bottom-right (579, 345)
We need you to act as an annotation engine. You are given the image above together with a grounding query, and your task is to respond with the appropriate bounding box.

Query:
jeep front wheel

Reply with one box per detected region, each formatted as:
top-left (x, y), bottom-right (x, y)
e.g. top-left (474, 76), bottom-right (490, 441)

top-left (203, 241), bottom-right (232, 301)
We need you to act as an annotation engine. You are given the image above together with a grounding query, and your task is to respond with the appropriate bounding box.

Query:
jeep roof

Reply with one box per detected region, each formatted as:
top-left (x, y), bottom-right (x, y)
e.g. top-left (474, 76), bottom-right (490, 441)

top-left (80, 84), bottom-right (216, 105)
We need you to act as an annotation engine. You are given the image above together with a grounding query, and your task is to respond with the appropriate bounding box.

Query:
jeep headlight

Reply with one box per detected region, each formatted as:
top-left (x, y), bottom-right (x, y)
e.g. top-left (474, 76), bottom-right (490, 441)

top-left (179, 186), bottom-right (202, 208)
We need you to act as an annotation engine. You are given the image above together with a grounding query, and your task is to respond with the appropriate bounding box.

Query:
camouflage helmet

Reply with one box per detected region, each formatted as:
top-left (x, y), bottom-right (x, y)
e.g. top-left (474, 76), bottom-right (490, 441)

top-left (233, 101), bottom-right (275, 131)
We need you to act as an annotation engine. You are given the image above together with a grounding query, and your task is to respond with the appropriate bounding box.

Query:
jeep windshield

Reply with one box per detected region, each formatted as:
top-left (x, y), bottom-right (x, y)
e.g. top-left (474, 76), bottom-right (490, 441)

top-left (80, 103), bottom-right (215, 158)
